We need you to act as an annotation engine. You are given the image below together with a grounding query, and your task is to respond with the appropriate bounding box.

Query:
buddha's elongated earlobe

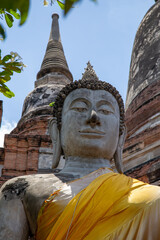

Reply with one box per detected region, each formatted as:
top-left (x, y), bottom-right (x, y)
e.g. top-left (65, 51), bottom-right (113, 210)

top-left (49, 117), bottom-right (61, 168)
top-left (114, 125), bottom-right (127, 174)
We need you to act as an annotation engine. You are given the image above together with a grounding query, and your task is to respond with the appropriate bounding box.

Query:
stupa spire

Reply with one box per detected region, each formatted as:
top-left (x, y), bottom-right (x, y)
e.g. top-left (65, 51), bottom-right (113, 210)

top-left (49, 13), bottom-right (60, 42)
top-left (37, 14), bottom-right (73, 81)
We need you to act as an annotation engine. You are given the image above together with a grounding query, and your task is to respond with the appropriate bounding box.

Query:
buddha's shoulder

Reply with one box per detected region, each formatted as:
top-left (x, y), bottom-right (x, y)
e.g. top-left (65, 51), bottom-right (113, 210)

top-left (129, 178), bottom-right (160, 204)
top-left (0, 173), bottom-right (64, 201)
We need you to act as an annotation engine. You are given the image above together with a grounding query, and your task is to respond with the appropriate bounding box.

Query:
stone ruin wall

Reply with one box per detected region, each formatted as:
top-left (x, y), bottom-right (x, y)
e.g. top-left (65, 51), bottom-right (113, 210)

top-left (123, 82), bottom-right (160, 185)
top-left (0, 104), bottom-right (53, 187)
top-left (0, 120), bottom-right (48, 186)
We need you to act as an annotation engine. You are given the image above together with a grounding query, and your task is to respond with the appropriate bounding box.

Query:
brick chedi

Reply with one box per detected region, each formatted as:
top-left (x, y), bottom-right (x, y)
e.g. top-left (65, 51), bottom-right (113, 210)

top-left (0, 14), bottom-right (72, 185)
top-left (123, 1), bottom-right (160, 186)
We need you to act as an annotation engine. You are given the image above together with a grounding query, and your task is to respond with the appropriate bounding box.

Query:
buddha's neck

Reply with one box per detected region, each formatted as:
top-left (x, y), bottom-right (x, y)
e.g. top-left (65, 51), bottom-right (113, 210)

top-left (60, 156), bottom-right (112, 178)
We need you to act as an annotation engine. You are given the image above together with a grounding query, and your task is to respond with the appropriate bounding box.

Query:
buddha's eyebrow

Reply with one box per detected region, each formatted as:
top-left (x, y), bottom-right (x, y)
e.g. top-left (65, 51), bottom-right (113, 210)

top-left (69, 98), bottom-right (90, 108)
top-left (96, 100), bottom-right (115, 112)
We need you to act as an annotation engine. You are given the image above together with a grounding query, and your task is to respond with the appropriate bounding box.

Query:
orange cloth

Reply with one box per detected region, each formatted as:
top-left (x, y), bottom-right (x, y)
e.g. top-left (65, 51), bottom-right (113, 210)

top-left (36, 170), bottom-right (160, 240)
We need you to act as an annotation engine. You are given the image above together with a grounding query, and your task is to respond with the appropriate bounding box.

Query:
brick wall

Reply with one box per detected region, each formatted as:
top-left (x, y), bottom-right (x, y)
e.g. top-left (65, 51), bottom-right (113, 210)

top-left (0, 115), bottom-right (53, 187)
top-left (124, 81), bottom-right (160, 186)
top-left (125, 80), bottom-right (160, 137)
top-left (2, 134), bottom-right (52, 177)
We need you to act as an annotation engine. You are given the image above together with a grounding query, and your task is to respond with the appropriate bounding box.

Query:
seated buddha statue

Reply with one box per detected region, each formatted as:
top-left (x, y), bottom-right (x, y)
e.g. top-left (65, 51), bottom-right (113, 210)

top-left (0, 62), bottom-right (160, 240)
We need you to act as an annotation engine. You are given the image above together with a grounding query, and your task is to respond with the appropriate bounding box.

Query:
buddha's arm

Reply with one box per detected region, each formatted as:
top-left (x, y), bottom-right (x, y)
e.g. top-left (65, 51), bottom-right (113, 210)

top-left (0, 192), bottom-right (29, 240)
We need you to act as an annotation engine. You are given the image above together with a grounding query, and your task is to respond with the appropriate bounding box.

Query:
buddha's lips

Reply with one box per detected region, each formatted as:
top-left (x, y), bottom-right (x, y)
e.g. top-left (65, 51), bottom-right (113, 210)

top-left (79, 129), bottom-right (105, 135)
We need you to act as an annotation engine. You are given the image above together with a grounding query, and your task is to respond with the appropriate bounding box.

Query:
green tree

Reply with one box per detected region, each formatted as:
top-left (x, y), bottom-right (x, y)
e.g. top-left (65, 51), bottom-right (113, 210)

top-left (0, 51), bottom-right (25, 98)
top-left (0, 0), bottom-right (29, 98)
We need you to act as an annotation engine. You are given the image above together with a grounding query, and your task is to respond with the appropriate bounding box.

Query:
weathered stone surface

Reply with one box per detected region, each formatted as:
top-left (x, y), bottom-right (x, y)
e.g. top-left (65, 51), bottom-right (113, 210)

top-left (0, 114), bottom-right (53, 184)
top-left (126, 1), bottom-right (160, 109)
top-left (0, 176), bottom-right (10, 187)
top-left (0, 197), bottom-right (28, 240)
top-left (1, 134), bottom-right (52, 178)
top-left (0, 147), bottom-right (4, 177)
top-left (38, 147), bottom-right (53, 169)
top-left (125, 80), bottom-right (160, 137)
top-left (2, 178), bottom-right (29, 200)
top-left (21, 83), bottom-right (67, 118)
top-left (0, 174), bottom-right (66, 237)
top-left (0, 148), bottom-right (4, 163)
top-left (12, 116), bottom-right (51, 136)
top-left (125, 156), bottom-right (160, 185)
top-left (35, 73), bottom-right (70, 88)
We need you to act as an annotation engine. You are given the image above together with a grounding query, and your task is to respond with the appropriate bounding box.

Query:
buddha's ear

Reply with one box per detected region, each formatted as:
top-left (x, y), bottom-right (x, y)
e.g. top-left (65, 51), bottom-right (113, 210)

top-left (113, 125), bottom-right (127, 174)
top-left (49, 117), bottom-right (61, 168)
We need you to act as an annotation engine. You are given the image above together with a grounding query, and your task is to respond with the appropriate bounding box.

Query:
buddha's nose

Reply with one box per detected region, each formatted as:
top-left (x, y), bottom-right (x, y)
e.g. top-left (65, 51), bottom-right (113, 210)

top-left (86, 110), bottom-right (100, 127)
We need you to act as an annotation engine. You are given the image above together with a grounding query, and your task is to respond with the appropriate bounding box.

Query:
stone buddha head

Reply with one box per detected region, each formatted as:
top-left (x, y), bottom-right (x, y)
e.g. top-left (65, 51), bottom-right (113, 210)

top-left (49, 62), bottom-right (126, 174)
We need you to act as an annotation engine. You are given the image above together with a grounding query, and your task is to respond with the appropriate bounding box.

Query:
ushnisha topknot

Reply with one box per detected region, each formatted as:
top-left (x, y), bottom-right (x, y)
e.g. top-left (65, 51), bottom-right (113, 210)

top-left (53, 62), bottom-right (125, 135)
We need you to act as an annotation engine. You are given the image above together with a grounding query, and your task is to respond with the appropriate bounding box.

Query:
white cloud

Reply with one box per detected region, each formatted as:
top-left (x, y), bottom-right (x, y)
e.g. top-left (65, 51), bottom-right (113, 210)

top-left (0, 120), bottom-right (17, 147)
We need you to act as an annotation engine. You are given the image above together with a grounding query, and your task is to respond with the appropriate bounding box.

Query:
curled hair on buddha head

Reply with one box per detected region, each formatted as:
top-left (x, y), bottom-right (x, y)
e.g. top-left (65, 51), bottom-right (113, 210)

top-left (53, 62), bottom-right (125, 136)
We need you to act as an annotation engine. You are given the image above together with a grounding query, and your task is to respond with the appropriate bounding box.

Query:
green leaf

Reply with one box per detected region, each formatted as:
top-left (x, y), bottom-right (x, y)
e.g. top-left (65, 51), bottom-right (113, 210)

top-left (0, 74), bottom-right (11, 81)
top-left (8, 66), bottom-right (21, 73)
top-left (64, 0), bottom-right (77, 15)
top-left (0, 78), bottom-right (6, 83)
top-left (2, 54), bottom-right (12, 62)
top-left (0, 83), bottom-right (15, 98)
top-left (17, 0), bottom-right (30, 25)
top-left (4, 91), bottom-right (15, 98)
top-left (0, 87), bottom-right (15, 98)
top-left (49, 102), bottom-right (55, 107)
top-left (4, 61), bottom-right (22, 67)
top-left (0, 24), bottom-right (6, 40)
top-left (11, 62), bottom-right (22, 66)
top-left (0, 50), bottom-right (25, 98)
top-left (57, 1), bottom-right (65, 10)
top-left (8, 9), bottom-right (20, 19)
top-left (0, 0), bottom-right (30, 25)
top-left (0, 70), bottom-right (13, 76)
top-left (4, 13), bottom-right (14, 28)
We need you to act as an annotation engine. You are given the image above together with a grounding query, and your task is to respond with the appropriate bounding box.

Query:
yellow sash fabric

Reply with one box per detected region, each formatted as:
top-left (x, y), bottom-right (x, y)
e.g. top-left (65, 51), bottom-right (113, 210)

top-left (36, 171), bottom-right (160, 240)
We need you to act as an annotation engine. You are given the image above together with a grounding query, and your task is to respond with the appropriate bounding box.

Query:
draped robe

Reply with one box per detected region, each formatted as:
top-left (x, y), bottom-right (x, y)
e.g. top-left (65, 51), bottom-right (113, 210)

top-left (36, 168), bottom-right (160, 240)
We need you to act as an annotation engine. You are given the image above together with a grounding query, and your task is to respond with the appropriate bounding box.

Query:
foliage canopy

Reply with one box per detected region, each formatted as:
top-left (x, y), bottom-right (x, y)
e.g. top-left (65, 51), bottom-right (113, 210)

top-left (0, 0), bottom-right (29, 98)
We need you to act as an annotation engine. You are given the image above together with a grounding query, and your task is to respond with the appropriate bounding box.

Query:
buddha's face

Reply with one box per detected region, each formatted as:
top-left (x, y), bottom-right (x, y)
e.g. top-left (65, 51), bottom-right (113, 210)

top-left (61, 88), bottom-right (120, 160)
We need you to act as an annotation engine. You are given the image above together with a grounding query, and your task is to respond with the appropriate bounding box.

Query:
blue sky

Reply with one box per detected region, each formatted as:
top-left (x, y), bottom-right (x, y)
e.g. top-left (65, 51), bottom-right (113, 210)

top-left (0, 0), bottom-right (154, 145)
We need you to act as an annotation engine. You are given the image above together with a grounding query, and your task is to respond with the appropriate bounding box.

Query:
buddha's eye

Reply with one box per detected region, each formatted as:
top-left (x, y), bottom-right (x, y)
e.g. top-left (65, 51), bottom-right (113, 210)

top-left (70, 101), bottom-right (88, 113)
top-left (98, 108), bottom-right (113, 115)
top-left (73, 107), bottom-right (87, 112)
top-left (97, 101), bottom-right (115, 115)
